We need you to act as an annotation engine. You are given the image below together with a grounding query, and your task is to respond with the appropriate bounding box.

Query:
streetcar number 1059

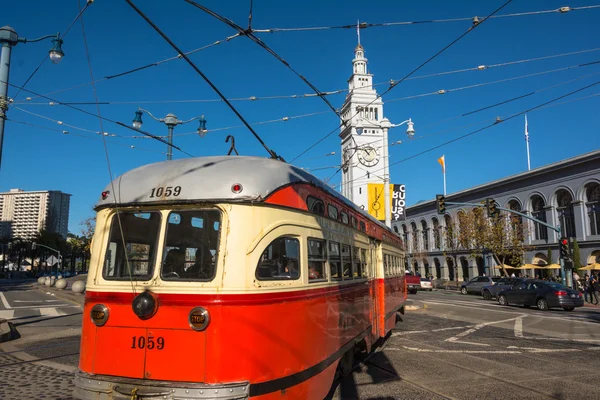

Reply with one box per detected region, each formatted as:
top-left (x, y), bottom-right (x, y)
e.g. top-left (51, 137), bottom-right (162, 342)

top-left (131, 336), bottom-right (165, 350)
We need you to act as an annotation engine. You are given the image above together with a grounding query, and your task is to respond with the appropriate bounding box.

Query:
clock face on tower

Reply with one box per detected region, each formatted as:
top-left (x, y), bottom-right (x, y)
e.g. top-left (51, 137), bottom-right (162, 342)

top-left (358, 146), bottom-right (380, 167)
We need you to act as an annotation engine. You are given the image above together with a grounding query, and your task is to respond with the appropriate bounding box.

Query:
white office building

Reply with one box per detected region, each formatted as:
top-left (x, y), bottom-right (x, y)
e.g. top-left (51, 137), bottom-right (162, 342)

top-left (0, 189), bottom-right (71, 240)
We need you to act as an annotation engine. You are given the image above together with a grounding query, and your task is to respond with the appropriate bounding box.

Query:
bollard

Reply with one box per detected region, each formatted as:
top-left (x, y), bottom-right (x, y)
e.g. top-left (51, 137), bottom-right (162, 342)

top-left (55, 278), bottom-right (67, 290)
top-left (72, 280), bottom-right (85, 294)
top-left (44, 277), bottom-right (51, 287)
top-left (37, 277), bottom-right (45, 285)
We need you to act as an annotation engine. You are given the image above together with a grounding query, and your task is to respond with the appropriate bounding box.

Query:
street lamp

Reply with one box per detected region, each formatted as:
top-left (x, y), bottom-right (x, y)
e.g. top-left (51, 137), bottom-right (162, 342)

top-left (380, 118), bottom-right (415, 228)
top-left (0, 26), bottom-right (65, 171)
top-left (354, 116), bottom-right (415, 227)
top-left (132, 108), bottom-right (207, 160)
top-left (32, 242), bottom-right (61, 276)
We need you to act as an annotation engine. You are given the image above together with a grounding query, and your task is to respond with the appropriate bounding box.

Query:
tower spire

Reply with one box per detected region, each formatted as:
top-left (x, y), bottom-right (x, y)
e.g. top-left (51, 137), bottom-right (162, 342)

top-left (357, 19), bottom-right (361, 46)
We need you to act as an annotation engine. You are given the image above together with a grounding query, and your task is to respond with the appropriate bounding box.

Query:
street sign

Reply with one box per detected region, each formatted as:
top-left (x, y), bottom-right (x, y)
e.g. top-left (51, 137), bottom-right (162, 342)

top-left (46, 255), bottom-right (59, 266)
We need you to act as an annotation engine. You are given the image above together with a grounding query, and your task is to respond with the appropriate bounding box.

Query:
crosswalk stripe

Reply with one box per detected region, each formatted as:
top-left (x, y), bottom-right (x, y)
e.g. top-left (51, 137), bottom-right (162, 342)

top-left (0, 310), bottom-right (15, 319)
top-left (39, 307), bottom-right (60, 317)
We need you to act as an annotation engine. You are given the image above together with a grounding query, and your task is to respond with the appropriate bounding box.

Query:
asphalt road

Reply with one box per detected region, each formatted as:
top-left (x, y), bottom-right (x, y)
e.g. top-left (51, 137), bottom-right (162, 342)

top-left (2, 284), bottom-right (600, 399)
top-left (331, 290), bottom-right (600, 399)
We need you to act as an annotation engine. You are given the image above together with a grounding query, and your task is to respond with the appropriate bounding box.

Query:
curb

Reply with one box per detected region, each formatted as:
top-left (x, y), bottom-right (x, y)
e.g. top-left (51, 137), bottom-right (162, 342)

top-left (0, 318), bottom-right (16, 342)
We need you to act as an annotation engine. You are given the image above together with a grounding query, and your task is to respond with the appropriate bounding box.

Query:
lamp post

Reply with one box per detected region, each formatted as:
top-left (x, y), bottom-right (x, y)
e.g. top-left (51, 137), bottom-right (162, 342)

top-left (0, 26), bottom-right (64, 171)
top-left (132, 108), bottom-right (207, 160)
top-left (32, 242), bottom-right (61, 276)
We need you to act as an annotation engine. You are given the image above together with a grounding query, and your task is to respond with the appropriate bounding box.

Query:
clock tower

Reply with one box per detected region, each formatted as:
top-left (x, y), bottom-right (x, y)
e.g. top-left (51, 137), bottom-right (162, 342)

top-left (339, 38), bottom-right (387, 212)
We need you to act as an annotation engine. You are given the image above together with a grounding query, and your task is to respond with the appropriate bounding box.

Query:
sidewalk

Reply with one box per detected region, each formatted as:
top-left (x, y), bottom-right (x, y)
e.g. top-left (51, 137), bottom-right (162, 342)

top-left (33, 275), bottom-right (86, 307)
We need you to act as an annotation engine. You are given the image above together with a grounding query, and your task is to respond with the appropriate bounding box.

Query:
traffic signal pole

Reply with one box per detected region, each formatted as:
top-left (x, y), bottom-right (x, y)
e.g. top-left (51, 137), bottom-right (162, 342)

top-left (442, 200), bottom-right (569, 287)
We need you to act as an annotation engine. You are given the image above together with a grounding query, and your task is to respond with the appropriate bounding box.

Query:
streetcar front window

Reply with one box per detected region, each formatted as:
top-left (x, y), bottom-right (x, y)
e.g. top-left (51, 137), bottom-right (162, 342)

top-left (103, 211), bottom-right (161, 280)
top-left (160, 209), bottom-right (221, 281)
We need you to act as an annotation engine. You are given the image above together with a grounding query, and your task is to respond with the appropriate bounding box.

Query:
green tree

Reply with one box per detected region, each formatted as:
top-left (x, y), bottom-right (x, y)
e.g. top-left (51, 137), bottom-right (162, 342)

top-left (545, 247), bottom-right (553, 278)
top-left (572, 238), bottom-right (582, 270)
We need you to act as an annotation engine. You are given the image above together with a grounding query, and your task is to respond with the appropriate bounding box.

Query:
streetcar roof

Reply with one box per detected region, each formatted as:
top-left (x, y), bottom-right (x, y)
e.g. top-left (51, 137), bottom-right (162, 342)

top-left (96, 156), bottom-right (393, 229)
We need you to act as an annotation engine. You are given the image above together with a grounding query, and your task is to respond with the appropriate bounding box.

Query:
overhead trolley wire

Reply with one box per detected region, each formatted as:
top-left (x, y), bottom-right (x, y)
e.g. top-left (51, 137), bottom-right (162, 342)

top-left (184, 0), bottom-right (340, 118)
top-left (1, 79), bottom-right (187, 154)
top-left (290, 0), bottom-right (514, 163)
top-left (13, 44), bottom-right (600, 106)
top-left (252, 5), bottom-right (600, 33)
top-left (125, 0), bottom-right (284, 161)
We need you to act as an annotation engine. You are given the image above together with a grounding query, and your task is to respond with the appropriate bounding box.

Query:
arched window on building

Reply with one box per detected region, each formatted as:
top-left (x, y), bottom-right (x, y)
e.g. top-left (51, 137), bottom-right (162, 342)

top-left (507, 199), bottom-right (523, 239)
top-left (457, 210), bottom-right (467, 249)
top-left (444, 214), bottom-right (454, 249)
top-left (410, 222), bottom-right (418, 252)
top-left (421, 220), bottom-right (429, 251)
top-left (556, 189), bottom-right (576, 238)
top-left (585, 182), bottom-right (600, 235)
top-left (401, 224), bottom-right (408, 250)
top-left (432, 217), bottom-right (441, 249)
top-left (531, 195), bottom-right (548, 241)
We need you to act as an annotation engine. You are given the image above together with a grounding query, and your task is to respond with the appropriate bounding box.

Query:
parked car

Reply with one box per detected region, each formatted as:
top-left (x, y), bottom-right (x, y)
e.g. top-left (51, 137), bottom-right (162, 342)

top-left (497, 279), bottom-right (583, 311)
top-left (460, 276), bottom-right (502, 295)
top-left (481, 277), bottom-right (526, 300)
top-left (406, 274), bottom-right (421, 294)
top-left (419, 277), bottom-right (433, 291)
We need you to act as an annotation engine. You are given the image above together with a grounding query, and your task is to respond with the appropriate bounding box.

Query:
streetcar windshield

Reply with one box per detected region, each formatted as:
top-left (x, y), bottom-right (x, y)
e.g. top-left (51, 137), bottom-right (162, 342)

top-left (160, 209), bottom-right (221, 281)
top-left (103, 211), bottom-right (161, 280)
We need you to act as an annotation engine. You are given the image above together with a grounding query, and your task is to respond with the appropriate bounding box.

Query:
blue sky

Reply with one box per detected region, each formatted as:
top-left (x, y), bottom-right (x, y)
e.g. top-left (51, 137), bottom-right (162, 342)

top-left (2, 0), bottom-right (599, 234)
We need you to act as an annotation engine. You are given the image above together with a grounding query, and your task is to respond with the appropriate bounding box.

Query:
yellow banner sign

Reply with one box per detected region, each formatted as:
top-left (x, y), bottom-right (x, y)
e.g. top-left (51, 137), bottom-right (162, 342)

top-left (367, 183), bottom-right (392, 221)
top-left (367, 183), bottom-right (406, 221)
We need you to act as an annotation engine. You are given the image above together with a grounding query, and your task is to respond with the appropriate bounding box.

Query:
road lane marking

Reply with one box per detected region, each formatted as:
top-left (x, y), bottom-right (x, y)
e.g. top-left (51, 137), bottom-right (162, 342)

top-left (392, 325), bottom-right (475, 337)
top-left (450, 340), bottom-right (491, 346)
top-left (514, 316), bottom-right (524, 338)
top-left (507, 346), bottom-right (578, 353)
top-left (0, 292), bottom-right (11, 309)
top-left (0, 310), bottom-right (15, 319)
top-left (423, 300), bottom-right (600, 327)
top-left (40, 307), bottom-right (60, 317)
top-left (445, 316), bottom-right (522, 343)
top-left (392, 346), bottom-right (520, 354)
top-left (13, 300), bottom-right (63, 303)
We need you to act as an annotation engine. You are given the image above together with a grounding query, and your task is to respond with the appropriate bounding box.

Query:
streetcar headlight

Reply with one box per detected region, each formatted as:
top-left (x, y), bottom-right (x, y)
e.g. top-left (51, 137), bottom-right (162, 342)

top-left (189, 307), bottom-right (210, 331)
top-left (132, 290), bottom-right (159, 320)
top-left (91, 304), bottom-right (109, 326)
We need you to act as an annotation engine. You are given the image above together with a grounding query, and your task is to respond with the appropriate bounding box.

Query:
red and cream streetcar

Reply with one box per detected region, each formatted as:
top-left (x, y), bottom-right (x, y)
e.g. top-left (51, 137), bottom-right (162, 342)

top-left (74, 156), bottom-right (407, 400)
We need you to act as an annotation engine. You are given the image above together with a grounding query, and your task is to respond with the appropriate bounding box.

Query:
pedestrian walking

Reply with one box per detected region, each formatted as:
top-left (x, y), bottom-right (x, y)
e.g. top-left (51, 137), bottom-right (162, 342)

top-left (584, 274), bottom-right (592, 303)
top-left (590, 274), bottom-right (599, 305)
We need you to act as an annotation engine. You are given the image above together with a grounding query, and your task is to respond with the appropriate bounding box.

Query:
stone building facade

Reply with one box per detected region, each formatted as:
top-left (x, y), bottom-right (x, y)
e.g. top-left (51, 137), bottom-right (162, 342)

top-left (392, 150), bottom-right (600, 281)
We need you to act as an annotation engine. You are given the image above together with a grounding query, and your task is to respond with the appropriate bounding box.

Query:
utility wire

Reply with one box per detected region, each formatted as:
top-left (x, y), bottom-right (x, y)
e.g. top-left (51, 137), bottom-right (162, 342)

top-left (11, 1), bottom-right (93, 101)
top-left (14, 45), bottom-right (600, 105)
top-left (8, 119), bottom-right (162, 153)
top-left (253, 5), bottom-right (600, 33)
top-left (17, 33), bottom-right (241, 103)
top-left (185, 0), bottom-right (340, 117)
top-left (16, 58), bottom-right (600, 107)
top-left (79, 0), bottom-right (138, 295)
top-left (1, 79), bottom-right (186, 153)
top-left (125, 0), bottom-right (283, 161)
top-left (291, 0), bottom-right (514, 163)
top-left (337, 78), bottom-right (600, 190)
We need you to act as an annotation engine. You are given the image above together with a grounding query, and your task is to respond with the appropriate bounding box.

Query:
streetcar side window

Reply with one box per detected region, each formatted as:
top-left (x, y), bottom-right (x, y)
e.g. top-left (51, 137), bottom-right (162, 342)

top-left (160, 209), bottom-right (221, 281)
top-left (351, 216), bottom-right (358, 229)
top-left (103, 211), bottom-right (161, 280)
top-left (308, 238), bottom-right (326, 282)
top-left (307, 196), bottom-right (325, 216)
top-left (342, 244), bottom-right (352, 279)
top-left (329, 241), bottom-right (341, 280)
top-left (360, 248), bottom-right (368, 278)
top-left (327, 204), bottom-right (339, 221)
top-left (256, 237), bottom-right (300, 281)
top-left (340, 211), bottom-right (349, 225)
top-left (353, 247), bottom-right (362, 278)
top-left (359, 221), bottom-right (366, 232)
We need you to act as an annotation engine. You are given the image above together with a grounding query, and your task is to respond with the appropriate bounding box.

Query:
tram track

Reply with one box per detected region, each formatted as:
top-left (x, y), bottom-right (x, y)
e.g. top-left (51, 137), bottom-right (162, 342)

top-left (397, 336), bottom-right (561, 399)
